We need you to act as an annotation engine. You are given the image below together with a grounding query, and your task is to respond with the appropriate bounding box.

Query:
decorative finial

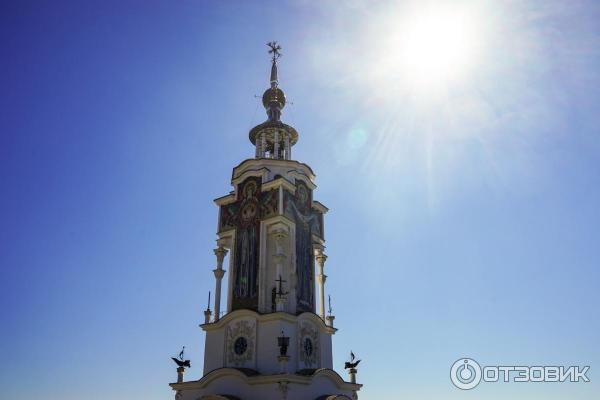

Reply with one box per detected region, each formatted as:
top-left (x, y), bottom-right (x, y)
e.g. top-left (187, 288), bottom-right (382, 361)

top-left (171, 346), bottom-right (191, 368)
top-left (345, 350), bottom-right (361, 370)
top-left (267, 41), bottom-right (282, 62)
top-left (204, 292), bottom-right (212, 324)
top-left (267, 41), bottom-right (282, 89)
top-left (345, 350), bottom-right (361, 384)
top-left (328, 295), bottom-right (333, 316)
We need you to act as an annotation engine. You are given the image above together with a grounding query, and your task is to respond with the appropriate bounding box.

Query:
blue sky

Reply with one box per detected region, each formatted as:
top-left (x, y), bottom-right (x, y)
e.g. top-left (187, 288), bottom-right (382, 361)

top-left (1, 1), bottom-right (599, 399)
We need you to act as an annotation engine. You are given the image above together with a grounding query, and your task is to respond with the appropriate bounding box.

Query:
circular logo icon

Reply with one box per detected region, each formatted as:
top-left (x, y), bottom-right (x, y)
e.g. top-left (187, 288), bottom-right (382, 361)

top-left (450, 358), bottom-right (482, 390)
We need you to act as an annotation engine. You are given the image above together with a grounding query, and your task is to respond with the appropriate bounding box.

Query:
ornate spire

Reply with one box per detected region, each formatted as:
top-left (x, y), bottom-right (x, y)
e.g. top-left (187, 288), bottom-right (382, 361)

top-left (249, 42), bottom-right (299, 160)
top-left (263, 41), bottom-right (285, 122)
top-left (268, 41), bottom-right (281, 89)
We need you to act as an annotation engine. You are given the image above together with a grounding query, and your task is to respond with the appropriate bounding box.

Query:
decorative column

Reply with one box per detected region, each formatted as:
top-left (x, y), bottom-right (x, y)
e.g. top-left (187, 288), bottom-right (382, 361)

top-left (278, 380), bottom-right (289, 400)
top-left (345, 351), bottom-right (360, 386)
top-left (261, 132), bottom-right (267, 158)
top-left (213, 247), bottom-right (228, 321)
top-left (326, 314), bottom-right (335, 328)
top-left (176, 367), bottom-right (185, 383)
top-left (275, 292), bottom-right (286, 312)
top-left (277, 356), bottom-right (290, 373)
top-left (274, 131), bottom-right (280, 159)
top-left (273, 228), bottom-right (288, 312)
top-left (315, 249), bottom-right (327, 320)
top-left (273, 229), bottom-right (287, 278)
top-left (284, 134), bottom-right (290, 160)
top-left (348, 367), bottom-right (357, 384)
top-left (277, 330), bottom-right (290, 373)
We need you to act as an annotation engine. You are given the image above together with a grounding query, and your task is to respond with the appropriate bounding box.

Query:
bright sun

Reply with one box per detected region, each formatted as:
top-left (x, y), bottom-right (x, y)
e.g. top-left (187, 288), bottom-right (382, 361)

top-left (385, 5), bottom-right (482, 89)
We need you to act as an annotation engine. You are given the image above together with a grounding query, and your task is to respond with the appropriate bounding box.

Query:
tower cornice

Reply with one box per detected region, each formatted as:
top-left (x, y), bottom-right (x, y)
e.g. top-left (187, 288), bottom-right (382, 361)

top-left (231, 158), bottom-right (316, 183)
top-left (200, 309), bottom-right (337, 335)
top-left (170, 367), bottom-right (362, 392)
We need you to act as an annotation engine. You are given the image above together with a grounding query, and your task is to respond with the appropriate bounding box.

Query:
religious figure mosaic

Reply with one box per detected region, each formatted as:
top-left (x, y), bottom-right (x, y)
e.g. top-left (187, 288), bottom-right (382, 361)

top-left (283, 181), bottom-right (323, 313)
top-left (218, 177), bottom-right (280, 311)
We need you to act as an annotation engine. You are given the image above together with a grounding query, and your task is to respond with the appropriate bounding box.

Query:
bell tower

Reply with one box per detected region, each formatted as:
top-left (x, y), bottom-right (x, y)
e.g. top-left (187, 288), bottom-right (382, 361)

top-left (169, 43), bottom-right (362, 400)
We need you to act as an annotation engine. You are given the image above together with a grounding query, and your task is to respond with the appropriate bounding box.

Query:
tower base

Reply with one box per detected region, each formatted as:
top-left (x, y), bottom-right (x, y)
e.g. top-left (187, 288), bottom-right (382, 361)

top-left (170, 368), bottom-right (361, 400)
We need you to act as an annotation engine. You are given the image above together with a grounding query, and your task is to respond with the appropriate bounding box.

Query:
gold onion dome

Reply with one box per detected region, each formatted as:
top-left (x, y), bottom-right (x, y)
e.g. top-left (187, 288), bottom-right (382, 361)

top-left (262, 87), bottom-right (286, 109)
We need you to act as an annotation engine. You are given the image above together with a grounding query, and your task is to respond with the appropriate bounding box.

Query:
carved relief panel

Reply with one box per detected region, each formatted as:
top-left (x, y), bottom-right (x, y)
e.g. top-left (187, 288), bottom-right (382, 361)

top-left (297, 321), bottom-right (320, 370)
top-left (225, 318), bottom-right (256, 367)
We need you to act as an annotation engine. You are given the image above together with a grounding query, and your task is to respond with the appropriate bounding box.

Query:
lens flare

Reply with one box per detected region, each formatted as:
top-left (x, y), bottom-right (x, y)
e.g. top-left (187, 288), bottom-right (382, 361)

top-left (376, 4), bottom-right (484, 92)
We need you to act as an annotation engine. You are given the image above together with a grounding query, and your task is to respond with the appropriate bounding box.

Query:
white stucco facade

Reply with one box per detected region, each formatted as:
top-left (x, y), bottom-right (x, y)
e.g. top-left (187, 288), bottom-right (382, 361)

top-left (201, 310), bottom-right (334, 375)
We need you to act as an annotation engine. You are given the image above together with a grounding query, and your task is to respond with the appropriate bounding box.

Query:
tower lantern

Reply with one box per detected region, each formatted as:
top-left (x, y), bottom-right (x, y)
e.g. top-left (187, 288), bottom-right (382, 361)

top-left (169, 43), bottom-right (363, 400)
top-left (250, 41), bottom-right (298, 160)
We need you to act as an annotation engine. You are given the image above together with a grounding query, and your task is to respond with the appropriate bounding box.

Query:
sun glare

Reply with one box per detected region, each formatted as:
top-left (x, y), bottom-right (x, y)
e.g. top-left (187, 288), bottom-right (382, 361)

top-left (383, 5), bottom-right (482, 90)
